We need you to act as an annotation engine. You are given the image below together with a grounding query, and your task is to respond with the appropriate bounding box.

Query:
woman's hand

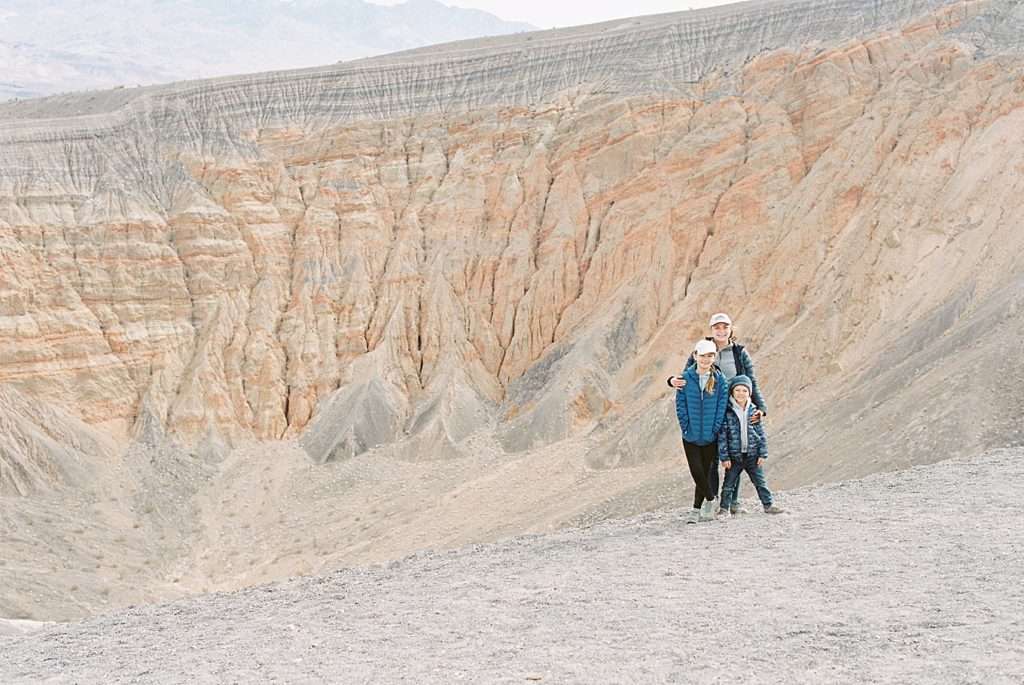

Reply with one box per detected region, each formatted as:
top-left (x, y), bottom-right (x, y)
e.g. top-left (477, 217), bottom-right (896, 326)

top-left (756, 458), bottom-right (764, 467)
top-left (722, 460), bottom-right (732, 470)
top-left (751, 409), bottom-right (764, 424)
top-left (671, 376), bottom-right (686, 389)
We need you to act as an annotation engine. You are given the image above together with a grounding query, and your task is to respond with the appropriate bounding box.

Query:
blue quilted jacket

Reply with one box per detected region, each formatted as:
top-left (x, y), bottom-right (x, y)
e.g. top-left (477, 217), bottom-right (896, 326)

top-left (675, 365), bottom-right (728, 446)
top-left (716, 402), bottom-right (768, 460)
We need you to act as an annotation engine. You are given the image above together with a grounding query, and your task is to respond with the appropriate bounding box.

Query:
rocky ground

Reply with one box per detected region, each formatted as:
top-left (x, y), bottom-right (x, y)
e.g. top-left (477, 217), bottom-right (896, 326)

top-left (2, 449), bottom-right (1020, 684)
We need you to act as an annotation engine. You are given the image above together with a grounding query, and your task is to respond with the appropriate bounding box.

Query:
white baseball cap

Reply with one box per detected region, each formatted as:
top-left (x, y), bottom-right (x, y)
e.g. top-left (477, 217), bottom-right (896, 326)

top-left (694, 339), bottom-right (717, 356)
top-left (709, 312), bottom-right (732, 327)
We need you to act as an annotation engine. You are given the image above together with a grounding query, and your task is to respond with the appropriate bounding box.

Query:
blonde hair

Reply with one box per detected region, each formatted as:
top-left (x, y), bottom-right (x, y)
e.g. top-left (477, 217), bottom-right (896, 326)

top-left (692, 351), bottom-right (718, 394)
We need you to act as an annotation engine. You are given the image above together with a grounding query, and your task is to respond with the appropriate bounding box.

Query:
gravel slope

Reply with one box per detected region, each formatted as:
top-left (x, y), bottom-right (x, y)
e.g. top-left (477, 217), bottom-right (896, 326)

top-left (2, 448), bottom-right (1021, 684)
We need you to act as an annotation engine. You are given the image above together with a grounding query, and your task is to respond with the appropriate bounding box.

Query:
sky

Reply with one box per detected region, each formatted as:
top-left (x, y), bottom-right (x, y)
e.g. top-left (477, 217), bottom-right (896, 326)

top-left (370, 0), bottom-right (742, 30)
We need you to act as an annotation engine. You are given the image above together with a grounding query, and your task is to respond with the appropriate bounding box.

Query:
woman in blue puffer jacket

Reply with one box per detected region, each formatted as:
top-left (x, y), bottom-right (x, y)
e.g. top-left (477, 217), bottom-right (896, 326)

top-left (675, 339), bottom-right (729, 524)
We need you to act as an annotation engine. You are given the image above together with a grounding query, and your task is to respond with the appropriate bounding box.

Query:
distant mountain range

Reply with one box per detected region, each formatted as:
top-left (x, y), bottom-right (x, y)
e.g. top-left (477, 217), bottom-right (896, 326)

top-left (0, 0), bottom-right (534, 101)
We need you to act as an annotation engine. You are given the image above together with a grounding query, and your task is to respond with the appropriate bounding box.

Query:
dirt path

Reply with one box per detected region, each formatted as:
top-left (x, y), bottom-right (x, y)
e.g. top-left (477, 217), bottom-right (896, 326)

top-left (2, 449), bottom-right (1022, 684)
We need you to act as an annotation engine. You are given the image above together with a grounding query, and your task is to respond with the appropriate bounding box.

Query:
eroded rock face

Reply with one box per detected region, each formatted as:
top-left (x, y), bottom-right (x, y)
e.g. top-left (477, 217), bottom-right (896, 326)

top-left (0, 386), bottom-right (116, 496)
top-left (3, 0), bottom-right (1024, 623)
top-left (1, 0), bottom-right (1022, 465)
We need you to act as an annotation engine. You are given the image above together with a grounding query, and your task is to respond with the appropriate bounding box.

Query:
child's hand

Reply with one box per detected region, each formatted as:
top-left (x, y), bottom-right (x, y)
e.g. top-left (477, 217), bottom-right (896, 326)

top-left (722, 460), bottom-right (732, 470)
top-left (756, 458), bottom-right (764, 467)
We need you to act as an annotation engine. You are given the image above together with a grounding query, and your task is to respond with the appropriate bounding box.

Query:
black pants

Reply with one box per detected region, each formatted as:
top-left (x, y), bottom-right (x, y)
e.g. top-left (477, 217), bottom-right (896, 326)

top-left (683, 440), bottom-right (719, 509)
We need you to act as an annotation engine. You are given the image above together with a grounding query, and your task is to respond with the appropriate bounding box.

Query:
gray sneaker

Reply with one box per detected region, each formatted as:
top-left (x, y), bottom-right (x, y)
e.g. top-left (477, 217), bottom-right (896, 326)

top-left (685, 508), bottom-right (700, 524)
top-left (715, 508), bottom-right (731, 520)
top-left (730, 502), bottom-right (750, 515)
top-left (763, 504), bottom-right (785, 515)
top-left (699, 498), bottom-right (717, 522)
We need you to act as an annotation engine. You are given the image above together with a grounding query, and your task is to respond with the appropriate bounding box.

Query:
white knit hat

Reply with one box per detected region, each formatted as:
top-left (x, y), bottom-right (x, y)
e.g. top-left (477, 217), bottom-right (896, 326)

top-left (694, 339), bottom-right (717, 356)
top-left (709, 312), bottom-right (732, 327)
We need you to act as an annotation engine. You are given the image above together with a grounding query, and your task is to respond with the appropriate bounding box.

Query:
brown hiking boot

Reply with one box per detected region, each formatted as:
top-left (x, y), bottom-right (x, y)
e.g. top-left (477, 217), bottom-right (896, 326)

top-left (763, 505), bottom-right (785, 514)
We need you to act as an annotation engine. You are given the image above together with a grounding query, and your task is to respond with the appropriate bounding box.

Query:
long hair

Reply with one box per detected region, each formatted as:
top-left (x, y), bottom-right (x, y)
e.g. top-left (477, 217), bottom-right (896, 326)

top-left (692, 352), bottom-right (720, 394)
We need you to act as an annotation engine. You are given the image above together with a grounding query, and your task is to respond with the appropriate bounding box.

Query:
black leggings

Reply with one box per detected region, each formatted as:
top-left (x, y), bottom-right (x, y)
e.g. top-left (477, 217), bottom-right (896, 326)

top-left (683, 440), bottom-right (720, 509)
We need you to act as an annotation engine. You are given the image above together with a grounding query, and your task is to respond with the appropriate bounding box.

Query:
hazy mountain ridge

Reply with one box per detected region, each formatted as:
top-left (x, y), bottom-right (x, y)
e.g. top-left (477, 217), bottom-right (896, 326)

top-left (0, 0), bottom-right (534, 101)
top-left (0, 0), bottom-right (996, 123)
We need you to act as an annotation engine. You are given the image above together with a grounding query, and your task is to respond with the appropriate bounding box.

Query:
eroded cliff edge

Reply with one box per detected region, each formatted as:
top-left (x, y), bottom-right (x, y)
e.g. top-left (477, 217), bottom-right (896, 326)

top-left (3, 1), bottom-right (1024, 619)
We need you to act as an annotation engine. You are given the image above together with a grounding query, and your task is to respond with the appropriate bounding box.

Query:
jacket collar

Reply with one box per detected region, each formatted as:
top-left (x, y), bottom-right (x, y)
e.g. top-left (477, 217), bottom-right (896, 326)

top-left (729, 398), bottom-right (754, 416)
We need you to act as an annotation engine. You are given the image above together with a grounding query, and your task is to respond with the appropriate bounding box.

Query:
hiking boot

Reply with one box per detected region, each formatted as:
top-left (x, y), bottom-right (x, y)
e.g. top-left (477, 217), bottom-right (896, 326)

top-left (730, 502), bottom-right (750, 515)
top-left (699, 498), bottom-right (717, 522)
top-left (763, 504), bottom-right (785, 515)
top-left (685, 509), bottom-right (700, 524)
top-left (715, 508), bottom-right (731, 520)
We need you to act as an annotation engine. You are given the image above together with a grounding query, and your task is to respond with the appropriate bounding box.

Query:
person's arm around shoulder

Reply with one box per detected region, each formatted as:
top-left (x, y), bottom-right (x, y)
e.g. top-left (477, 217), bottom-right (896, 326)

top-left (666, 356), bottom-right (695, 388)
top-left (666, 375), bottom-right (687, 389)
top-left (675, 375), bottom-right (689, 435)
top-left (740, 346), bottom-right (769, 417)
top-left (753, 415), bottom-right (768, 465)
top-left (711, 372), bottom-right (728, 436)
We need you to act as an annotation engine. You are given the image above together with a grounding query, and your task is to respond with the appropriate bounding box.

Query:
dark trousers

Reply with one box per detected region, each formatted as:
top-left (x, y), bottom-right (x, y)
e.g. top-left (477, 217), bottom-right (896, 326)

top-left (721, 472), bottom-right (744, 507)
top-left (683, 440), bottom-right (719, 509)
top-left (720, 453), bottom-right (773, 509)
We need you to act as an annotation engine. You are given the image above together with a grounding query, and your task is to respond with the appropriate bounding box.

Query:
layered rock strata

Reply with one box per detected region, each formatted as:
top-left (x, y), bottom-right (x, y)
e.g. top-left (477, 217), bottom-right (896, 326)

top-left (3, 0), bottom-right (1024, 621)
top-left (2, 1), bottom-right (1020, 464)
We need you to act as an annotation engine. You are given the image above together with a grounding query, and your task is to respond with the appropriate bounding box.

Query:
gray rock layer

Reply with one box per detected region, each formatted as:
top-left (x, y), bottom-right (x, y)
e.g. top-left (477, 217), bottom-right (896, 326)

top-left (0, 1), bottom-right (1003, 134)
